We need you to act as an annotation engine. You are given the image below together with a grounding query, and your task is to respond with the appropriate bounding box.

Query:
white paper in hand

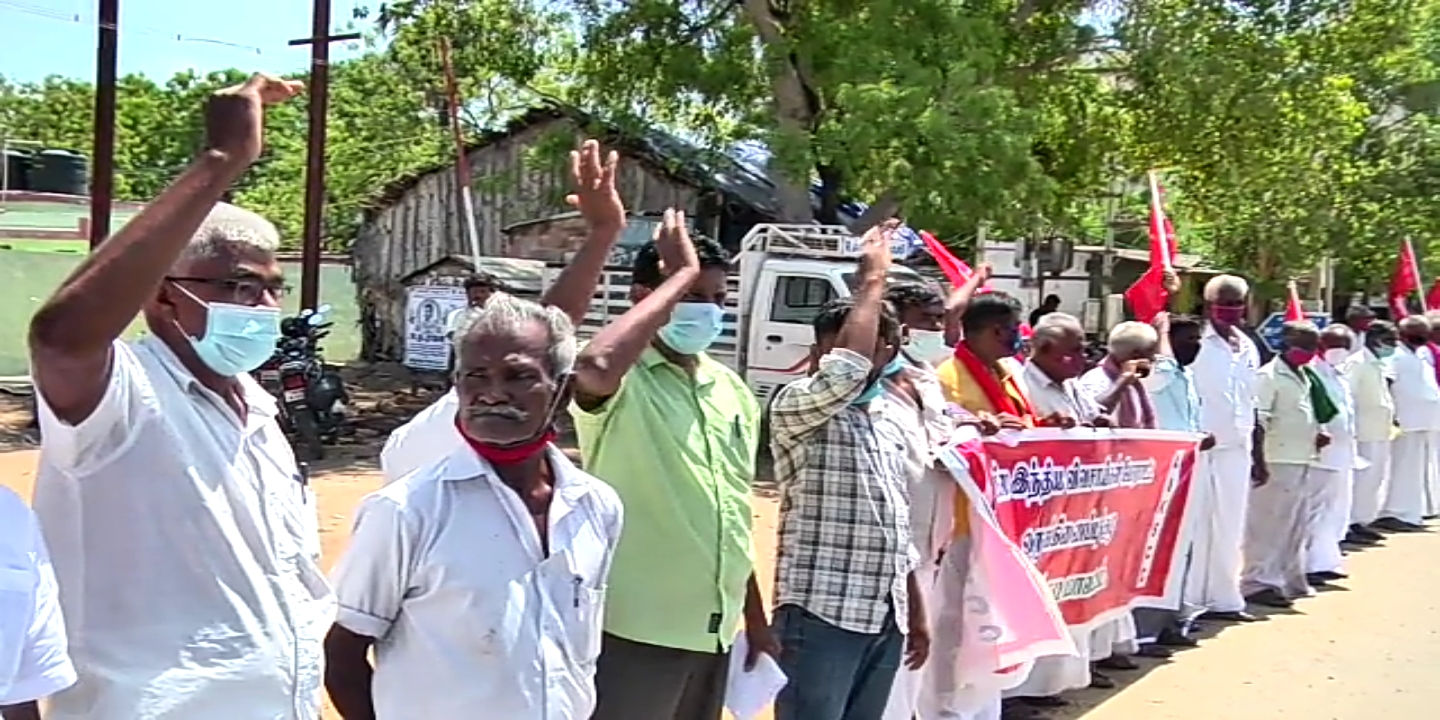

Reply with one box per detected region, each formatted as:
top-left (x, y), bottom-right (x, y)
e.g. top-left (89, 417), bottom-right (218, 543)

top-left (724, 632), bottom-right (788, 720)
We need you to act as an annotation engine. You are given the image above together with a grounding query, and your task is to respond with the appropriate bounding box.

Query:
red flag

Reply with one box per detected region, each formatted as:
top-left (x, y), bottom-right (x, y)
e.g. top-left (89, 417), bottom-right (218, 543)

top-left (1284, 281), bottom-right (1305, 322)
top-left (1389, 238), bottom-right (1422, 318)
top-left (919, 230), bottom-right (991, 292)
top-left (1426, 279), bottom-right (1440, 312)
top-left (1124, 172), bottom-right (1176, 322)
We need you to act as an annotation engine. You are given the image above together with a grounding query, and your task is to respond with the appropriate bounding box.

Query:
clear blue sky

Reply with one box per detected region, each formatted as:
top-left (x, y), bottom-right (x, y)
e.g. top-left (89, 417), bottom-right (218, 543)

top-left (0, 0), bottom-right (370, 83)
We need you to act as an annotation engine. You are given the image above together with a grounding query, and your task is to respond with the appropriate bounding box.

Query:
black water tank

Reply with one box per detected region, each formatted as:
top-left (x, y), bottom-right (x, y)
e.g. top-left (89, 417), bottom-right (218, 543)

top-left (2, 149), bottom-right (32, 191)
top-left (30, 149), bottom-right (89, 196)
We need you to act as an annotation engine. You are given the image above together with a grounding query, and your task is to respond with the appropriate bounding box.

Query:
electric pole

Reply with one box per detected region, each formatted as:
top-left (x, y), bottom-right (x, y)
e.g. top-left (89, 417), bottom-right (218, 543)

top-left (90, 0), bottom-right (119, 248)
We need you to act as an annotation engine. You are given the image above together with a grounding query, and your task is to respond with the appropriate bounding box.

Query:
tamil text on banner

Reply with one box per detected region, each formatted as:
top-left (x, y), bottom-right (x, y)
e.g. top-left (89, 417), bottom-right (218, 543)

top-left (956, 428), bottom-right (1201, 632)
top-left (403, 284), bottom-right (467, 371)
top-left (922, 431), bottom-right (1076, 715)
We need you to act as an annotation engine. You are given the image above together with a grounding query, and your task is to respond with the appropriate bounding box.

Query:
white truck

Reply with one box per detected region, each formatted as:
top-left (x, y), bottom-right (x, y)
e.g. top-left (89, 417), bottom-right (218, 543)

top-left (540, 223), bottom-right (930, 401)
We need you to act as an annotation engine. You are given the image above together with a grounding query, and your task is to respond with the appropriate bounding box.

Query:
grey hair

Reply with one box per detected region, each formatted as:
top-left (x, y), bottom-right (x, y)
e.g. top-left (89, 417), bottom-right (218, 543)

top-left (1032, 312), bottom-right (1084, 348)
top-left (1399, 315), bottom-right (1431, 334)
top-left (1321, 324), bottom-right (1354, 343)
top-left (1107, 321), bottom-right (1159, 357)
top-left (177, 202), bottom-right (281, 264)
top-left (453, 292), bottom-right (577, 375)
top-left (1203, 274), bottom-right (1250, 301)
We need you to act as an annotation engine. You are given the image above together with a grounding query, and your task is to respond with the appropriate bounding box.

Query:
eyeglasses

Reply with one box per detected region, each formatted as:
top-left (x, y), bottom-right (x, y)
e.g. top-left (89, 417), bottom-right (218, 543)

top-left (167, 276), bottom-right (291, 305)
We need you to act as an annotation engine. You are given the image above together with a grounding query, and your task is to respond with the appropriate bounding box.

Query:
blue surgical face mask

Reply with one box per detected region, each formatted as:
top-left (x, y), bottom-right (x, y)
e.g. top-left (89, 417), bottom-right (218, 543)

top-left (905, 329), bottom-right (951, 365)
top-left (852, 355), bottom-right (906, 406)
top-left (173, 283), bottom-right (283, 376)
top-left (1374, 344), bottom-right (1396, 359)
top-left (658, 302), bottom-right (724, 355)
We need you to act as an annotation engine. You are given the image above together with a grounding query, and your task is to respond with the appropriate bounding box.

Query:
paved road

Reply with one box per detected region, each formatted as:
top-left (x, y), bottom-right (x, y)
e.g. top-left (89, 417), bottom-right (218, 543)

top-left (1052, 528), bottom-right (1440, 719)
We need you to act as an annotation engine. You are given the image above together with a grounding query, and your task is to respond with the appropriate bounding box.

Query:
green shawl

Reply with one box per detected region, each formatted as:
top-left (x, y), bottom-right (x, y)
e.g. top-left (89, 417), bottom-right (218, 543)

top-left (1299, 364), bottom-right (1340, 425)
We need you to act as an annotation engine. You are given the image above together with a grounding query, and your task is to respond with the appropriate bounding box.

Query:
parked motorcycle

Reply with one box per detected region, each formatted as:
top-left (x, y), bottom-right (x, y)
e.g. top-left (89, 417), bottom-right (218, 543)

top-left (257, 305), bottom-right (350, 461)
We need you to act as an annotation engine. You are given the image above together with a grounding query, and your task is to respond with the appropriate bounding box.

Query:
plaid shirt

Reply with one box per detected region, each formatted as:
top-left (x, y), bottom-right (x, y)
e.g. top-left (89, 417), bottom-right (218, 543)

top-left (770, 349), bottom-right (918, 634)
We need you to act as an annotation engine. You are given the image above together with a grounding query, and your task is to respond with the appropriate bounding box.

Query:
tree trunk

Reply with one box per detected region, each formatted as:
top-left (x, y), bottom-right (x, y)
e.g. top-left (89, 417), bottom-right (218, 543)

top-left (740, 0), bottom-right (817, 224)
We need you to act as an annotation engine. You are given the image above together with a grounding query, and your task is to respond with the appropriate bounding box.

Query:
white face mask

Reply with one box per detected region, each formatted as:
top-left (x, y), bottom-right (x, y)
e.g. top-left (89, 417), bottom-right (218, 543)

top-left (905, 329), bottom-right (951, 364)
top-left (1323, 348), bottom-right (1349, 367)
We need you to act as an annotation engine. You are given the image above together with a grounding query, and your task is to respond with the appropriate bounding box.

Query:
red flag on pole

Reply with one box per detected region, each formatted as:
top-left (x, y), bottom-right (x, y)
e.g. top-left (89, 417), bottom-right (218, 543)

top-left (1426, 278), bottom-right (1440, 313)
top-left (1284, 281), bottom-right (1304, 322)
top-left (1389, 238), bottom-right (1422, 318)
top-left (919, 230), bottom-right (992, 292)
top-left (1123, 171), bottom-right (1177, 322)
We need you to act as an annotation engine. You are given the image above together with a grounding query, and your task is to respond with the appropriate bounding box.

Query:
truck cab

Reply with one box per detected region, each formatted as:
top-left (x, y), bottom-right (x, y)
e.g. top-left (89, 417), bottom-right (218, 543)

top-left (541, 223), bottom-right (928, 401)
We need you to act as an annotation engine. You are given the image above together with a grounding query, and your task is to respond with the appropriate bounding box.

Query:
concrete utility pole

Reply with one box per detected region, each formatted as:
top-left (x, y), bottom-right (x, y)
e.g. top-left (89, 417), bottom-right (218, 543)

top-left (90, 0), bottom-right (119, 248)
top-left (289, 0), bottom-right (361, 310)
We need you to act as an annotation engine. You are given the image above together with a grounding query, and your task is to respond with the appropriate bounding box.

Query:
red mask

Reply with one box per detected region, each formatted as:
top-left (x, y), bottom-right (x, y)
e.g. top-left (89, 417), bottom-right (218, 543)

top-left (454, 416), bottom-right (557, 465)
top-left (1283, 348), bottom-right (1316, 366)
top-left (1209, 305), bottom-right (1245, 325)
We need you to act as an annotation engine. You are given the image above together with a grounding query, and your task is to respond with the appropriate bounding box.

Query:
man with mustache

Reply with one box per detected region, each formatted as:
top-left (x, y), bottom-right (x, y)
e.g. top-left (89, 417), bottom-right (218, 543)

top-left (376, 140), bottom-right (631, 485)
top-left (324, 290), bottom-right (625, 719)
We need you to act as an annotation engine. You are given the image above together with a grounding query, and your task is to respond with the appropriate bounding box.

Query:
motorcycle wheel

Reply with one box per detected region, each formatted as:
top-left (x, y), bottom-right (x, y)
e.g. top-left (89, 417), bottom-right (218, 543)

top-left (290, 407), bottom-right (327, 462)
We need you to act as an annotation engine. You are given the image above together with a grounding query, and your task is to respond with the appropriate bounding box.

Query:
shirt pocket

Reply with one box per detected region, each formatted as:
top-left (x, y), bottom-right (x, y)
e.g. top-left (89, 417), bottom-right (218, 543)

top-left (0, 565), bottom-right (37, 692)
top-left (568, 585), bottom-right (605, 667)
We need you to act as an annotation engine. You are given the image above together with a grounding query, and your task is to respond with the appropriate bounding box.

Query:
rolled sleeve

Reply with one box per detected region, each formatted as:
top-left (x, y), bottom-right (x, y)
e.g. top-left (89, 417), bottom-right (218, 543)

top-left (769, 349), bottom-right (872, 442)
top-left (34, 340), bottom-right (153, 477)
top-left (331, 495), bottom-right (415, 640)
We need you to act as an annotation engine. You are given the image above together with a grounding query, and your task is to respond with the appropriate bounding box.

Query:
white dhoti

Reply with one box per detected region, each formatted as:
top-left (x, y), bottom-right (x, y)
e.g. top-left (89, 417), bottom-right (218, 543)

top-left (1304, 465), bottom-right (1351, 575)
top-left (1382, 430), bottom-right (1436, 525)
top-left (1241, 462), bottom-right (1312, 598)
top-left (1182, 445), bottom-right (1252, 613)
top-left (1350, 440), bottom-right (1392, 525)
top-left (1001, 630), bottom-right (1091, 699)
top-left (900, 534), bottom-right (1005, 720)
top-left (1087, 614), bottom-right (1138, 658)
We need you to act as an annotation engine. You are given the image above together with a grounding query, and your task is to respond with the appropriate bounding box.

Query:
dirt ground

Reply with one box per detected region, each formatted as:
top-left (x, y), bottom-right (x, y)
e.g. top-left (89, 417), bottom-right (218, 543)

top-left (2, 395), bottom-right (1437, 719)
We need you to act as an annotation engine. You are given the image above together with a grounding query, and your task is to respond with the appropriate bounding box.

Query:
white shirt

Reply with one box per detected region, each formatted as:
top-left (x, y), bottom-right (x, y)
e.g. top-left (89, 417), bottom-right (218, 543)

top-left (1255, 359), bottom-right (1320, 465)
top-left (1022, 362), bottom-right (1101, 422)
top-left (379, 389), bottom-right (463, 485)
top-left (1343, 348), bottom-right (1396, 442)
top-left (0, 486), bottom-right (75, 706)
top-left (1388, 345), bottom-right (1440, 431)
top-left (33, 337), bottom-right (334, 720)
top-left (332, 444), bottom-right (624, 720)
top-left (1313, 360), bottom-right (1357, 470)
top-left (1192, 324), bottom-right (1260, 449)
top-left (446, 307), bottom-right (471, 336)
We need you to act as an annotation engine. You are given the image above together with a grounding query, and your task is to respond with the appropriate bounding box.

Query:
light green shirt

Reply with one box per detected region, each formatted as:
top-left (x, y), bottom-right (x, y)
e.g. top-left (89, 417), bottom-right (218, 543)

top-left (571, 347), bottom-right (760, 653)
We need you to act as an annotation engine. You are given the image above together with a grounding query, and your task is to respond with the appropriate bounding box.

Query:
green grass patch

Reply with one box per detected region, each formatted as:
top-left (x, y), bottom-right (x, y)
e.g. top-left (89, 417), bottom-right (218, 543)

top-left (0, 247), bottom-right (360, 377)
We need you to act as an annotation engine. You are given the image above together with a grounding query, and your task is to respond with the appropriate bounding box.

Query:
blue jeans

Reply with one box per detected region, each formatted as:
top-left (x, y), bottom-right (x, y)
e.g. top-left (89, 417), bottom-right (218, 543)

top-left (773, 603), bottom-right (904, 720)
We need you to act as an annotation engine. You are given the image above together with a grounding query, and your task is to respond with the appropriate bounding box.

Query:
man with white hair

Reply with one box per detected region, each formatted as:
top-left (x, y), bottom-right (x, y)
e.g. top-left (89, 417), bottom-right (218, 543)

top-left (27, 76), bottom-right (335, 718)
top-left (1005, 312), bottom-right (1137, 711)
top-left (378, 139), bottom-right (631, 484)
top-left (1185, 274), bottom-right (1263, 622)
top-left (1243, 321), bottom-right (1330, 608)
top-left (1375, 315), bottom-right (1440, 532)
top-left (323, 294), bottom-right (625, 719)
top-left (1078, 321), bottom-right (1159, 430)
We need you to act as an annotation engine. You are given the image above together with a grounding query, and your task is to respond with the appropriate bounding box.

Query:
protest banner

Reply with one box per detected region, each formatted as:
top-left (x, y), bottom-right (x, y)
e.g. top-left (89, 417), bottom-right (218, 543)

top-left (942, 428), bottom-right (1201, 632)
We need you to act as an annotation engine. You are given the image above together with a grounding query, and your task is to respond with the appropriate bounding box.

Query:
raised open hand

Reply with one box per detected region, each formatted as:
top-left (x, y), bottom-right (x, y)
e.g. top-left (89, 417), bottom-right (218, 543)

top-left (565, 139), bottom-right (625, 234)
top-left (205, 73), bottom-right (304, 166)
top-left (653, 208), bottom-right (698, 278)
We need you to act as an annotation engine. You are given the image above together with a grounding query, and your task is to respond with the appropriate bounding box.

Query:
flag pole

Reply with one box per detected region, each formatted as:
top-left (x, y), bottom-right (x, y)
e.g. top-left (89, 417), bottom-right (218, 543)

top-left (1407, 237), bottom-right (1426, 311)
top-left (1147, 170), bottom-right (1171, 270)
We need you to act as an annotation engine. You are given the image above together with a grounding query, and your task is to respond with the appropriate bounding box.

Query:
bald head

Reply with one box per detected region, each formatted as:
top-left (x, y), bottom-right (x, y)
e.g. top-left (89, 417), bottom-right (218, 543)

top-left (1320, 324), bottom-right (1354, 351)
top-left (1400, 316), bottom-right (1431, 348)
